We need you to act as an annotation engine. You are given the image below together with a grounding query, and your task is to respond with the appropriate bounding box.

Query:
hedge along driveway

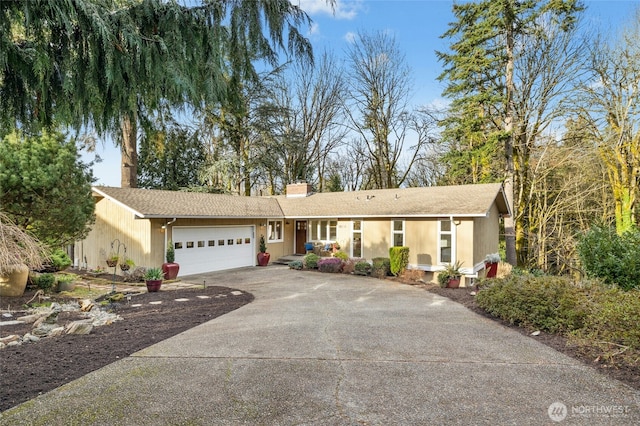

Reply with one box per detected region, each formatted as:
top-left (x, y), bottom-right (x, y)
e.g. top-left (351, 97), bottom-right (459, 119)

top-left (2, 266), bottom-right (639, 425)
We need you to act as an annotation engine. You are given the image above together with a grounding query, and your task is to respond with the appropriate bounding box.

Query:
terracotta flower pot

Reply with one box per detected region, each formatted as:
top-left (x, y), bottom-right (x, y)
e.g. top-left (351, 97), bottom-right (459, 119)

top-left (146, 279), bottom-right (162, 292)
top-left (257, 252), bottom-right (270, 267)
top-left (446, 277), bottom-right (461, 288)
top-left (162, 262), bottom-right (180, 280)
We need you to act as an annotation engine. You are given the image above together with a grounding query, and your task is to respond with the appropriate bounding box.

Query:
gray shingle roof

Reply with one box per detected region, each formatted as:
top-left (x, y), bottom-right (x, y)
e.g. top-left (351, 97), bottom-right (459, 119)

top-left (93, 187), bottom-right (284, 218)
top-left (93, 183), bottom-right (509, 219)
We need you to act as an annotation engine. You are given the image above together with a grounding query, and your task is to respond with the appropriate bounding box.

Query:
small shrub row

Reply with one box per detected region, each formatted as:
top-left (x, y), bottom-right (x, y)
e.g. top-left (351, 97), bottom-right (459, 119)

top-left (318, 257), bottom-right (343, 273)
top-left (476, 275), bottom-right (640, 352)
top-left (372, 257), bottom-right (390, 278)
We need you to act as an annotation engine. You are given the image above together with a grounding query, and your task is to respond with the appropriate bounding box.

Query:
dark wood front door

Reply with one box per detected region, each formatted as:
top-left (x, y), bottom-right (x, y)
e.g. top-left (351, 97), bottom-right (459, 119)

top-left (295, 221), bottom-right (307, 254)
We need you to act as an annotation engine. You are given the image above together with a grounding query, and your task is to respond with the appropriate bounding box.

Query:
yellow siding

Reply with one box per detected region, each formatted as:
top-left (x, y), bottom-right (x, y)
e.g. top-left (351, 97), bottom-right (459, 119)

top-left (405, 219), bottom-right (437, 267)
top-left (74, 198), bottom-right (152, 273)
top-left (362, 219), bottom-right (391, 259)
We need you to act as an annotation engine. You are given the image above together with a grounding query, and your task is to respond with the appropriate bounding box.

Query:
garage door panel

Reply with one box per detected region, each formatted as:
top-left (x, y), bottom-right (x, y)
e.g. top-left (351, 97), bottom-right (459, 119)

top-left (173, 226), bottom-right (255, 275)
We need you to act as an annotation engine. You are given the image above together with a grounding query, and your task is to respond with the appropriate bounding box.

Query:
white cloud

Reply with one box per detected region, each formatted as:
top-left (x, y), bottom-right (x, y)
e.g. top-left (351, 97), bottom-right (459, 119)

top-left (308, 22), bottom-right (320, 36)
top-left (344, 31), bottom-right (357, 44)
top-left (297, 0), bottom-right (362, 20)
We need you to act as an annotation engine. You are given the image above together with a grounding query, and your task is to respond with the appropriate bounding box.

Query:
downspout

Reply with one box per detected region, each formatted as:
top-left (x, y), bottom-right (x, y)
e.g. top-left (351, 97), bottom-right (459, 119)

top-left (162, 218), bottom-right (177, 262)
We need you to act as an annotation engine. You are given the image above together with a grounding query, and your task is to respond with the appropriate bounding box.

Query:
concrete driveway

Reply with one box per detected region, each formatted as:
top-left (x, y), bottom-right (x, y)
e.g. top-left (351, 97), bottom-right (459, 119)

top-left (2, 266), bottom-right (638, 425)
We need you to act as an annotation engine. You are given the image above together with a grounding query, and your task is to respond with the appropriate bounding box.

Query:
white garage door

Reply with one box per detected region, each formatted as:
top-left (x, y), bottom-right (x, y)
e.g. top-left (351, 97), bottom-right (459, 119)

top-left (172, 226), bottom-right (255, 275)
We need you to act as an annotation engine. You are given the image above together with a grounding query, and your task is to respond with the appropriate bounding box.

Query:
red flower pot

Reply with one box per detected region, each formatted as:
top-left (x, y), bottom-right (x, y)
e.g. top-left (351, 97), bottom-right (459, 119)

top-left (162, 262), bottom-right (180, 280)
top-left (485, 262), bottom-right (498, 278)
top-left (257, 252), bottom-right (270, 267)
top-left (446, 277), bottom-right (461, 288)
top-left (146, 280), bottom-right (162, 292)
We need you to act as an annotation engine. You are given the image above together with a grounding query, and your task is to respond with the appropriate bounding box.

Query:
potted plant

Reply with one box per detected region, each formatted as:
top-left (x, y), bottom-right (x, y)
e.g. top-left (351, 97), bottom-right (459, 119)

top-left (56, 273), bottom-right (77, 292)
top-left (484, 253), bottom-right (500, 278)
top-left (162, 241), bottom-right (180, 280)
top-left (438, 261), bottom-right (463, 288)
top-left (119, 257), bottom-right (135, 272)
top-left (106, 252), bottom-right (119, 268)
top-left (257, 235), bottom-right (270, 266)
top-left (0, 212), bottom-right (47, 297)
top-left (144, 267), bottom-right (164, 292)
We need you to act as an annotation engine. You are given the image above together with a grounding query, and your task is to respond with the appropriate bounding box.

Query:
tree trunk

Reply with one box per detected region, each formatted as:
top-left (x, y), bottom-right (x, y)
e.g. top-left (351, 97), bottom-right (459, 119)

top-left (121, 113), bottom-right (138, 188)
top-left (504, 16), bottom-right (517, 266)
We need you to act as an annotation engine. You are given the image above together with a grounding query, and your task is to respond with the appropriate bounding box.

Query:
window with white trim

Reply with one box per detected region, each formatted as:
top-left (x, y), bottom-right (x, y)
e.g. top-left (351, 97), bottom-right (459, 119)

top-left (439, 219), bottom-right (453, 264)
top-left (267, 220), bottom-right (283, 242)
top-left (392, 220), bottom-right (404, 247)
top-left (308, 220), bottom-right (337, 241)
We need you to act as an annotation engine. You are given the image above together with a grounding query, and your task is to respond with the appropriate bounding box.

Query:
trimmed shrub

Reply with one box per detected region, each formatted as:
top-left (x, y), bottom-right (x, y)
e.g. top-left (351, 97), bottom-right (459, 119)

top-left (34, 273), bottom-right (56, 292)
top-left (476, 275), bottom-right (589, 334)
top-left (372, 257), bottom-right (390, 278)
top-left (49, 248), bottom-right (72, 271)
top-left (288, 260), bottom-right (303, 270)
top-left (577, 224), bottom-right (640, 290)
top-left (333, 251), bottom-right (348, 261)
top-left (575, 287), bottom-right (640, 351)
top-left (354, 261), bottom-right (372, 276)
top-left (318, 257), bottom-right (343, 273)
top-left (389, 247), bottom-right (409, 276)
top-left (304, 253), bottom-right (320, 269)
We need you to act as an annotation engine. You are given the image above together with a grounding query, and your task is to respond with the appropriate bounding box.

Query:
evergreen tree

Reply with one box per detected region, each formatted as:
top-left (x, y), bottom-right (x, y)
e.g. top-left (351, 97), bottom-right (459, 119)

top-left (437, 0), bottom-right (583, 265)
top-left (0, 130), bottom-right (95, 247)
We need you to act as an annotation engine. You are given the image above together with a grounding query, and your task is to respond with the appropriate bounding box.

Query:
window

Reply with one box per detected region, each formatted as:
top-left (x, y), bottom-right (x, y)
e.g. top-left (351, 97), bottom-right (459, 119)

top-left (186, 241), bottom-right (194, 248)
top-left (352, 220), bottom-right (362, 258)
top-left (208, 240), bottom-right (215, 247)
top-left (174, 242), bottom-right (183, 250)
top-left (439, 219), bottom-right (453, 264)
top-left (309, 220), bottom-right (338, 242)
top-left (267, 220), bottom-right (283, 242)
top-left (392, 220), bottom-right (404, 247)
top-left (198, 241), bottom-right (205, 248)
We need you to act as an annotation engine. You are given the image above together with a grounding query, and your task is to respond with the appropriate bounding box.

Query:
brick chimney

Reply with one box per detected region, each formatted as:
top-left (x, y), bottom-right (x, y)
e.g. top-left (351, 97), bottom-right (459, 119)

top-left (286, 182), bottom-right (313, 198)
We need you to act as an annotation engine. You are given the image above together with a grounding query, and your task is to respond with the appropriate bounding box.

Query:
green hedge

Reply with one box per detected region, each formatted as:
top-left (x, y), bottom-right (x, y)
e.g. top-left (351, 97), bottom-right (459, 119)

top-left (372, 257), bottom-right (390, 278)
top-left (304, 253), bottom-right (320, 269)
top-left (389, 246), bottom-right (409, 276)
top-left (577, 224), bottom-right (640, 290)
top-left (476, 274), bottom-right (640, 352)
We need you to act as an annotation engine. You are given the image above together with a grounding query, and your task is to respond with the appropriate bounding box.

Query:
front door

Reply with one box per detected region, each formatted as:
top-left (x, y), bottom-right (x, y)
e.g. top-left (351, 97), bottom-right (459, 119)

top-left (295, 221), bottom-right (307, 254)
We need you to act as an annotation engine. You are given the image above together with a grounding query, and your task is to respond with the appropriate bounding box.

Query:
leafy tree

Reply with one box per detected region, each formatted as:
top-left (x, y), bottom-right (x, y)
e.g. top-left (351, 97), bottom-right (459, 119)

top-left (0, 130), bottom-right (95, 246)
top-left (437, 0), bottom-right (584, 265)
top-left (0, 0), bottom-right (315, 188)
top-left (575, 17), bottom-right (640, 234)
top-left (138, 114), bottom-right (207, 190)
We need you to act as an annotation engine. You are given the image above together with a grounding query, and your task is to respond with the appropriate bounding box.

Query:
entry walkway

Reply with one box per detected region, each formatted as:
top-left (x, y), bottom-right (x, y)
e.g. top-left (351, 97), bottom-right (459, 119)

top-left (1, 266), bottom-right (638, 425)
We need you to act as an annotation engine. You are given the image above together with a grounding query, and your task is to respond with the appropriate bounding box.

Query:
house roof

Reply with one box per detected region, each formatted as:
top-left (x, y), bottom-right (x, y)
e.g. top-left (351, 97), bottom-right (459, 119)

top-left (93, 183), bottom-right (510, 220)
top-left (92, 187), bottom-right (284, 219)
top-left (275, 183), bottom-right (510, 218)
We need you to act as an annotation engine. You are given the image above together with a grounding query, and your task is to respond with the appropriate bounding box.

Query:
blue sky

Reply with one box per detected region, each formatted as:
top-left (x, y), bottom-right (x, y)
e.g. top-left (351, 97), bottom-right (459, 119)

top-left (85, 0), bottom-right (639, 187)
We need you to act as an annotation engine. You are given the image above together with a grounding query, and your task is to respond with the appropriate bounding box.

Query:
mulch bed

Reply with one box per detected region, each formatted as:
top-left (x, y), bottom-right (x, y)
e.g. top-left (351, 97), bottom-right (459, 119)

top-left (0, 285), bottom-right (253, 412)
top-left (415, 282), bottom-right (640, 391)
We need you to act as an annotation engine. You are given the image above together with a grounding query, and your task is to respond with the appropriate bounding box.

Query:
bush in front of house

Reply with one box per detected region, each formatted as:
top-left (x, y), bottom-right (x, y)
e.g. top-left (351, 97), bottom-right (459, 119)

top-left (333, 251), bottom-right (348, 261)
top-left (575, 286), bottom-right (640, 351)
top-left (354, 261), bottom-right (372, 276)
top-left (288, 260), bottom-right (303, 270)
top-left (577, 224), bottom-right (640, 290)
top-left (477, 274), bottom-right (640, 362)
top-left (49, 248), bottom-right (72, 271)
top-left (371, 257), bottom-right (390, 278)
top-left (34, 273), bottom-right (56, 292)
top-left (389, 246), bottom-right (409, 276)
top-left (475, 274), bottom-right (589, 334)
top-left (304, 253), bottom-right (320, 269)
top-left (318, 257), bottom-right (343, 273)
